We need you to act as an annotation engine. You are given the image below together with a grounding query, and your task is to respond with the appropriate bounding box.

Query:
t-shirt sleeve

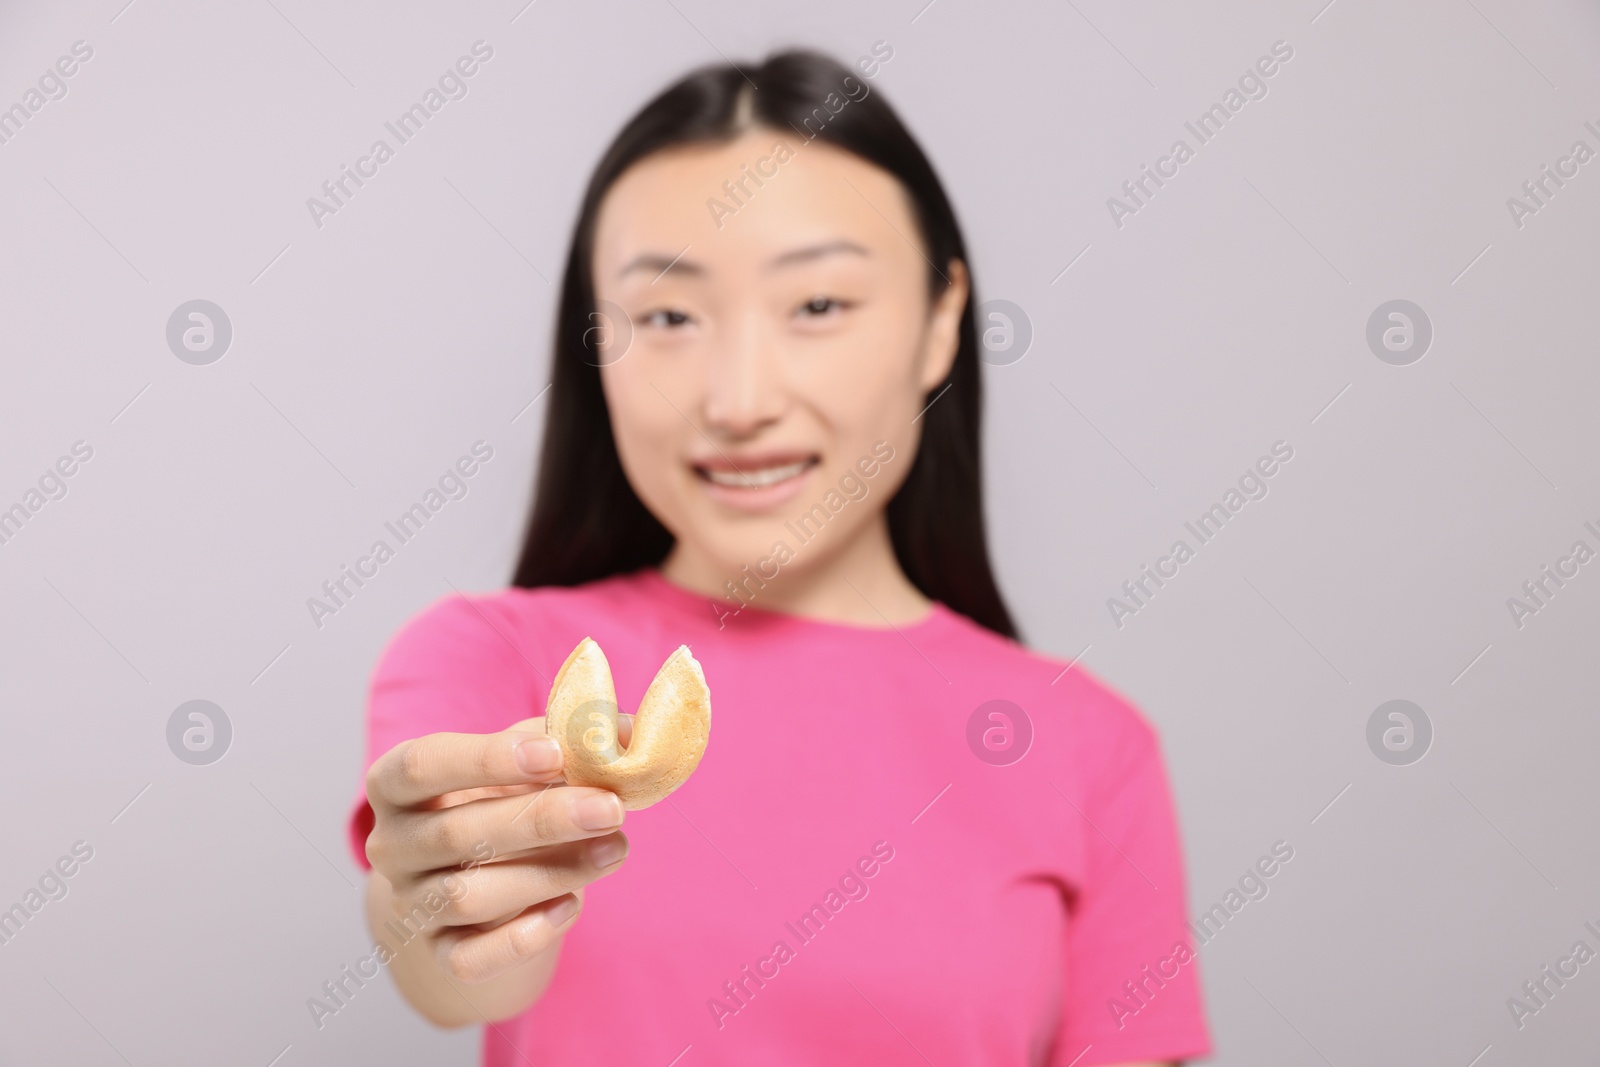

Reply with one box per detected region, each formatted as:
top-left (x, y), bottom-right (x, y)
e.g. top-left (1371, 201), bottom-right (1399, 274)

top-left (345, 593), bottom-right (545, 871)
top-left (1055, 703), bottom-right (1212, 1065)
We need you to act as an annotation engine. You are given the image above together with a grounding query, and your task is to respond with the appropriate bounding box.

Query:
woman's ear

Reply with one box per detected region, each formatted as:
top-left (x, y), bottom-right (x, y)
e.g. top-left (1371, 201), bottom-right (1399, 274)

top-left (919, 258), bottom-right (969, 392)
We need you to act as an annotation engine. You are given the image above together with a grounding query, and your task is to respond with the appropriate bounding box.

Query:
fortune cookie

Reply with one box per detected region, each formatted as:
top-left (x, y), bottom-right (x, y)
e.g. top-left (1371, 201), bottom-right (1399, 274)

top-left (544, 638), bottom-right (712, 810)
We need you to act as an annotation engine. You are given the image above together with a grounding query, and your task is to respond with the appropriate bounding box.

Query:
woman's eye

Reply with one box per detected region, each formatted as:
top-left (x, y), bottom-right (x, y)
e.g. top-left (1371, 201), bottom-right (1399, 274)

top-left (642, 309), bottom-right (692, 328)
top-left (797, 297), bottom-right (850, 318)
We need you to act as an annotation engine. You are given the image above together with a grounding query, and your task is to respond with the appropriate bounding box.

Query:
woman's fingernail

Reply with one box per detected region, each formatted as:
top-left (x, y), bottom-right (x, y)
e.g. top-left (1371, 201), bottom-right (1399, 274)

top-left (545, 895), bottom-right (580, 927)
top-left (514, 737), bottom-right (562, 775)
top-left (589, 835), bottom-right (628, 870)
top-left (573, 792), bottom-right (624, 831)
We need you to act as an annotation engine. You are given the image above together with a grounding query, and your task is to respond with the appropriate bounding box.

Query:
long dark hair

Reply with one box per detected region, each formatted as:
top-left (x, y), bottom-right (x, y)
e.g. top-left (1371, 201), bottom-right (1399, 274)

top-left (511, 48), bottom-right (1018, 641)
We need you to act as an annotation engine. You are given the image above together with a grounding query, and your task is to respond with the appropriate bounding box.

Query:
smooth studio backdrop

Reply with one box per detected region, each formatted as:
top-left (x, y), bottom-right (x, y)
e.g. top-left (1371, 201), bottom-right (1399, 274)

top-left (1, 0), bottom-right (1598, 1063)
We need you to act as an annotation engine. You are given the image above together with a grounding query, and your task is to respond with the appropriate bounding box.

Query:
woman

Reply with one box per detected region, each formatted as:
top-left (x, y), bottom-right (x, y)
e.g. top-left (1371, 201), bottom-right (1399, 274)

top-left (347, 48), bottom-right (1212, 1066)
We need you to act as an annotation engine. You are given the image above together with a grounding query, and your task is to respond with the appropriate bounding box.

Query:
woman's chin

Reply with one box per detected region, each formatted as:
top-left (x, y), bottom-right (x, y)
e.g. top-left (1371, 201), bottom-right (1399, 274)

top-left (673, 533), bottom-right (801, 589)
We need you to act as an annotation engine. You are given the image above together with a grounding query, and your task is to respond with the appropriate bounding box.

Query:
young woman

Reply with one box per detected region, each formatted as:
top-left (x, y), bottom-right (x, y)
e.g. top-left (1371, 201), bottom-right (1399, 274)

top-left (347, 49), bottom-right (1212, 1066)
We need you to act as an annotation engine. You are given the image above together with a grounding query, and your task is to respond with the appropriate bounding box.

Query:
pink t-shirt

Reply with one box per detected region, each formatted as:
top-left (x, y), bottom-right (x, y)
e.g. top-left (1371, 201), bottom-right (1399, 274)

top-left (347, 567), bottom-right (1212, 1065)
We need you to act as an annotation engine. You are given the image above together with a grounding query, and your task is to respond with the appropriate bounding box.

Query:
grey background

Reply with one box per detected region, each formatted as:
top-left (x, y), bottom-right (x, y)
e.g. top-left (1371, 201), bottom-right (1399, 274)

top-left (2, 0), bottom-right (1597, 1063)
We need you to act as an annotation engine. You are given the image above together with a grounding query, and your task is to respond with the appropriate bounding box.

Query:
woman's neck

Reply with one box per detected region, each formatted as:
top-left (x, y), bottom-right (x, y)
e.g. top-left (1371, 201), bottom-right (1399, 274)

top-left (659, 515), bottom-right (933, 627)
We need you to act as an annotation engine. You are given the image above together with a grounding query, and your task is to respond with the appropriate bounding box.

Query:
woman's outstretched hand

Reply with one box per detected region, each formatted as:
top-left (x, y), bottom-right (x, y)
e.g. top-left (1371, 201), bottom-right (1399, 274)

top-left (360, 715), bottom-right (633, 1025)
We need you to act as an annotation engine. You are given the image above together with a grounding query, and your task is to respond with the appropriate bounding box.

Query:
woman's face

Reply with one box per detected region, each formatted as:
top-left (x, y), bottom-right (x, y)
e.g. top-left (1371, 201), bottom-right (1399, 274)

top-left (590, 128), bottom-right (968, 587)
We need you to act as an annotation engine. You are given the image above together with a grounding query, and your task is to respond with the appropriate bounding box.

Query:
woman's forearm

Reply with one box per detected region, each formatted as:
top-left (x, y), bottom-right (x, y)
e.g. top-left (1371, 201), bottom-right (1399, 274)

top-left (364, 870), bottom-right (562, 1027)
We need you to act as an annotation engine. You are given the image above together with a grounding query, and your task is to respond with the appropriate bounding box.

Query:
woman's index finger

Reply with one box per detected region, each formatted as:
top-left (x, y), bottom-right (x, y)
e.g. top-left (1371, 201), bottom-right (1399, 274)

top-left (367, 725), bottom-right (562, 809)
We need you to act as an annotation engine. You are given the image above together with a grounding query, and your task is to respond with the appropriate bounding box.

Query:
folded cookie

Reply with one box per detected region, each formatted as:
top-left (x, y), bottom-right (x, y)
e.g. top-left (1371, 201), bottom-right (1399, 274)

top-left (544, 638), bottom-right (712, 810)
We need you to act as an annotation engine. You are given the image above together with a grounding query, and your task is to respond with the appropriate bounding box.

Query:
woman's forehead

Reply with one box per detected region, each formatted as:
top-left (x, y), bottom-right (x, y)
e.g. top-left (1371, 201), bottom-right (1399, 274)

top-left (591, 130), bottom-right (921, 279)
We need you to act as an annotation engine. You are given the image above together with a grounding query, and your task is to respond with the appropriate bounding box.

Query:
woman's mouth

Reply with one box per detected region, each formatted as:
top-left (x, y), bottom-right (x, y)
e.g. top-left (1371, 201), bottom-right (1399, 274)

top-left (699, 458), bottom-right (815, 488)
top-left (692, 454), bottom-right (820, 511)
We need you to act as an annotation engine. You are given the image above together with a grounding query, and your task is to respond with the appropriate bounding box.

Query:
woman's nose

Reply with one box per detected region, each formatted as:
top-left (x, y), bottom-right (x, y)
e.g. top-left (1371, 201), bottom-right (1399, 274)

top-left (701, 312), bottom-right (786, 436)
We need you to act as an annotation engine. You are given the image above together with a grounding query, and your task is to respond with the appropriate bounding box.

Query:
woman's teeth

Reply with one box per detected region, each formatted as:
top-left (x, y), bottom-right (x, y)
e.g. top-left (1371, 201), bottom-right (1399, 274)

top-left (702, 460), bottom-right (814, 488)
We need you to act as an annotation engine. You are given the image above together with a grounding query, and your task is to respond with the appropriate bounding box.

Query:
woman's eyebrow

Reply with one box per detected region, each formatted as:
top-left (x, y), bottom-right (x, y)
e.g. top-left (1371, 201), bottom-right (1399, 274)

top-left (766, 239), bottom-right (870, 270)
top-left (615, 239), bottom-right (869, 280)
top-left (617, 250), bottom-right (704, 280)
